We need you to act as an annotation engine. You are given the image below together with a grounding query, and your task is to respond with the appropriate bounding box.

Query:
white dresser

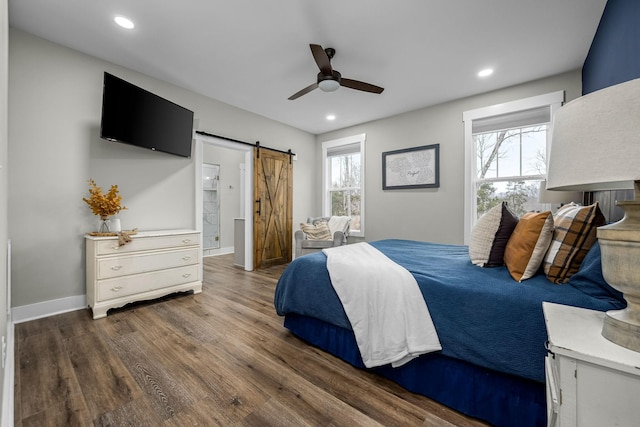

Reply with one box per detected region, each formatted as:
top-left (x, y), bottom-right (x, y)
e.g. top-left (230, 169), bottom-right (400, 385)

top-left (85, 229), bottom-right (202, 319)
top-left (543, 302), bottom-right (640, 427)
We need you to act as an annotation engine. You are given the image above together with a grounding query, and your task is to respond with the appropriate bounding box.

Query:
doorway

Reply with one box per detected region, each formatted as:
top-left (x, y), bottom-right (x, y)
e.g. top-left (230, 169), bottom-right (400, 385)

top-left (195, 133), bottom-right (294, 270)
top-left (195, 134), bottom-right (254, 270)
top-left (202, 163), bottom-right (220, 251)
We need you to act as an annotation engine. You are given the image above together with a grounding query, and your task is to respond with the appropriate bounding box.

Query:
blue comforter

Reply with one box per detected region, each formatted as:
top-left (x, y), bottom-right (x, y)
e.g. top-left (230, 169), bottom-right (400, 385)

top-left (274, 239), bottom-right (625, 382)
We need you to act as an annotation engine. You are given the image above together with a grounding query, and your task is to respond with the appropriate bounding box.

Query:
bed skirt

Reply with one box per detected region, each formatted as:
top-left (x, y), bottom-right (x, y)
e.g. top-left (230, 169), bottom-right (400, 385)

top-left (284, 313), bottom-right (546, 427)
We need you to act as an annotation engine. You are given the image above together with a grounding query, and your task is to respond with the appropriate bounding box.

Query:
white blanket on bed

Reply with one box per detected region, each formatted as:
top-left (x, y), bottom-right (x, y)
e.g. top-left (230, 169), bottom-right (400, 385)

top-left (323, 242), bottom-right (441, 368)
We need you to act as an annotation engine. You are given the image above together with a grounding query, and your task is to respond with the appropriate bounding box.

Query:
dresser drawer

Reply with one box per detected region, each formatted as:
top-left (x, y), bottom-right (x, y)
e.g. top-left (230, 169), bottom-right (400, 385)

top-left (95, 232), bottom-right (200, 255)
top-left (96, 265), bottom-right (199, 302)
top-left (96, 247), bottom-right (199, 279)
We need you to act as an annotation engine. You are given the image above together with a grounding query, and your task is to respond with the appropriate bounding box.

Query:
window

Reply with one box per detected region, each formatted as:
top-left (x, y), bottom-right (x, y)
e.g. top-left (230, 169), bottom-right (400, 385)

top-left (322, 134), bottom-right (365, 237)
top-left (463, 92), bottom-right (564, 243)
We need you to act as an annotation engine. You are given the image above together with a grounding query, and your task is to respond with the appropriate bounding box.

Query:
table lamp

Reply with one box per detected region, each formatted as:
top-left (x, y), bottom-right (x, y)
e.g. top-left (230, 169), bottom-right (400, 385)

top-left (538, 180), bottom-right (582, 210)
top-left (546, 77), bottom-right (640, 352)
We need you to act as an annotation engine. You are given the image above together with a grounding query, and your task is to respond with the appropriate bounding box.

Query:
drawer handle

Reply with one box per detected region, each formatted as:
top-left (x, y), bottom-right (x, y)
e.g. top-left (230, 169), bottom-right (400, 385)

top-left (182, 239), bottom-right (191, 244)
top-left (182, 273), bottom-right (191, 278)
top-left (111, 285), bottom-right (123, 292)
top-left (182, 256), bottom-right (191, 261)
top-left (111, 265), bottom-right (123, 271)
top-left (111, 246), bottom-right (120, 250)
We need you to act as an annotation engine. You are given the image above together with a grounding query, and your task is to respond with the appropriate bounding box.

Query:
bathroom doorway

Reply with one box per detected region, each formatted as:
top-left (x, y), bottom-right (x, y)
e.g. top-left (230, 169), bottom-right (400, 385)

top-left (195, 133), bottom-right (254, 270)
top-left (202, 163), bottom-right (220, 251)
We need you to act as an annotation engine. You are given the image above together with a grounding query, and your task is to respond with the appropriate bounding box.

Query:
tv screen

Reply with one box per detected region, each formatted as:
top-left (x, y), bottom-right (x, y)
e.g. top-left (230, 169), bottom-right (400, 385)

top-left (100, 72), bottom-right (194, 158)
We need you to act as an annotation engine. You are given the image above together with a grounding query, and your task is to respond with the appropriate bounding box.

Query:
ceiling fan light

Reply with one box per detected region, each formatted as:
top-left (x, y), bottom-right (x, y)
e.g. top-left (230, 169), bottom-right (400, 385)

top-left (318, 79), bottom-right (340, 92)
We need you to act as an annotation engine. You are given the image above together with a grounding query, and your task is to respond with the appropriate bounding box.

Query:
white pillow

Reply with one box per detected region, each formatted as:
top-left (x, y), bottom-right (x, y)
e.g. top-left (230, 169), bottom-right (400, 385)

top-left (469, 202), bottom-right (519, 267)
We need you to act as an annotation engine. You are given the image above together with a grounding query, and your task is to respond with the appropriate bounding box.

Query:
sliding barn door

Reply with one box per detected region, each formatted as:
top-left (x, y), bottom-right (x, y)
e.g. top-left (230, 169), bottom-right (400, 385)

top-left (253, 148), bottom-right (292, 269)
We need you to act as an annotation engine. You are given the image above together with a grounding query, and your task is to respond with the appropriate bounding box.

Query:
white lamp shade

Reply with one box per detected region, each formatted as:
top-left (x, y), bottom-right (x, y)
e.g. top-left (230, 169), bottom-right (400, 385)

top-left (538, 180), bottom-right (581, 204)
top-left (546, 78), bottom-right (640, 192)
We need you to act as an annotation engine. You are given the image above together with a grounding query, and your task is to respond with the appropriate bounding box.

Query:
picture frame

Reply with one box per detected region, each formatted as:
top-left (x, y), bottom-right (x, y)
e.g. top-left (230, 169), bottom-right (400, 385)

top-left (382, 144), bottom-right (440, 190)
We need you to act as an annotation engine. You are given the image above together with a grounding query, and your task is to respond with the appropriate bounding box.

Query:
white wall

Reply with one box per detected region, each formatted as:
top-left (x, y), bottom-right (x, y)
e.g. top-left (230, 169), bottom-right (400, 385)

top-left (8, 29), bottom-right (317, 309)
top-left (318, 70), bottom-right (583, 245)
top-left (0, 0), bottom-right (9, 421)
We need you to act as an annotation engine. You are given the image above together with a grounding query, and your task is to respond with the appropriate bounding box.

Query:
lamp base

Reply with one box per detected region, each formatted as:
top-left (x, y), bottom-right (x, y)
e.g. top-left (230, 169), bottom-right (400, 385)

top-left (602, 308), bottom-right (640, 352)
top-left (598, 189), bottom-right (640, 352)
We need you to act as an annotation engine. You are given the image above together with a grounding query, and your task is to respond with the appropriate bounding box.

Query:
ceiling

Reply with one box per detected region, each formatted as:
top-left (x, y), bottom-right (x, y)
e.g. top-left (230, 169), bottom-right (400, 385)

top-left (8, 0), bottom-right (607, 135)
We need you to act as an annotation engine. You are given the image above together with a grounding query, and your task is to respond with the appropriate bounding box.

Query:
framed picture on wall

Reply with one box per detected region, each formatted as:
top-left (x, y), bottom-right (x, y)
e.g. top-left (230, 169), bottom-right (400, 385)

top-left (382, 144), bottom-right (440, 190)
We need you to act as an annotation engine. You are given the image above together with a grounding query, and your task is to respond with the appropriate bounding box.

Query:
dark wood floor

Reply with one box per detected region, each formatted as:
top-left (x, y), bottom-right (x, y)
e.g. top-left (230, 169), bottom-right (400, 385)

top-left (14, 254), bottom-right (487, 426)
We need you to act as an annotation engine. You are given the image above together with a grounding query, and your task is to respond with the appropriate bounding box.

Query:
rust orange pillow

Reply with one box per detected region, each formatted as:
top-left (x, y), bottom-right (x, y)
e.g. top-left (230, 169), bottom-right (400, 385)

top-left (504, 211), bottom-right (554, 282)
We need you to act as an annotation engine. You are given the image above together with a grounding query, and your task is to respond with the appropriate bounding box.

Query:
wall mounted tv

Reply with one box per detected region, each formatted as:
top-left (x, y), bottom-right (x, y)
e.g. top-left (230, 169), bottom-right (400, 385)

top-left (100, 72), bottom-right (194, 158)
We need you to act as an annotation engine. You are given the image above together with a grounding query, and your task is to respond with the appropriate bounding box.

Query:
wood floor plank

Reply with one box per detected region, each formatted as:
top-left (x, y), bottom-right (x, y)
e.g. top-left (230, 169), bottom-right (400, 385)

top-left (110, 332), bottom-right (200, 420)
top-left (14, 253), bottom-right (488, 426)
top-left (56, 308), bottom-right (97, 339)
top-left (123, 304), bottom-right (277, 424)
top-left (240, 397), bottom-right (320, 427)
top-left (162, 395), bottom-right (244, 427)
top-left (93, 397), bottom-right (165, 427)
top-left (63, 331), bottom-right (143, 418)
top-left (128, 306), bottom-right (272, 423)
top-left (20, 392), bottom-right (90, 427)
top-left (17, 329), bottom-right (84, 419)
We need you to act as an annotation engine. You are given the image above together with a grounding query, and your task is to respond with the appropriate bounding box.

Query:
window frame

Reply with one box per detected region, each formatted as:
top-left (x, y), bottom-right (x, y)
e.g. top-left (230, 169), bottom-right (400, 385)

top-left (463, 92), bottom-right (564, 243)
top-left (321, 133), bottom-right (366, 237)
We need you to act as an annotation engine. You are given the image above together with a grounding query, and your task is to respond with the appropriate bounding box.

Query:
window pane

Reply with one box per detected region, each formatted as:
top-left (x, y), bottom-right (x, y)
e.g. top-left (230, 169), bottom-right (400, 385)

top-left (498, 134), bottom-right (519, 178)
top-left (476, 180), bottom-right (546, 218)
top-left (330, 153), bottom-right (361, 189)
top-left (475, 133), bottom-right (497, 179)
top-left (521, 126), bottom-right (547, 175)
top-left (330, 189), bottom-right (360, 232)
top-left (476, 125), bottom-right (547, 181)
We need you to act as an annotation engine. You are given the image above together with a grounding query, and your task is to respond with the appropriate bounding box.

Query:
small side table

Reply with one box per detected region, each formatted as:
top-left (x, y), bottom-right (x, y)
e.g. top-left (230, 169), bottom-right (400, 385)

top-left (543, 302), bottom-right (640, 427)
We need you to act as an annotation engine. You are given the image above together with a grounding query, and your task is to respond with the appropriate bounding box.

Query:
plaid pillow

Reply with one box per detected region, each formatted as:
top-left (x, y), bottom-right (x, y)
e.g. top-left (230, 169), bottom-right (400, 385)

top-left (543, 202), bottom-right (606, 284)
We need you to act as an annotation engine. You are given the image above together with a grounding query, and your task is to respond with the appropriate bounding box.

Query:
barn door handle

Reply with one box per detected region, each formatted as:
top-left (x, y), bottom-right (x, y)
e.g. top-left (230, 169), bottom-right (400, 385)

top-left (256, 198), bottom-right (261, 215)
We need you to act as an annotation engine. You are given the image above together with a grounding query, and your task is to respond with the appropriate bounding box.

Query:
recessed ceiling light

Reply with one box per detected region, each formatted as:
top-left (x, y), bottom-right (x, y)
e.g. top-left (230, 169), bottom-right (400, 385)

top-left (478, 68), bottom-right (494, 78)
top-left (114, 16), bottom-right (135, 29)
top-left (326, 114), bottom-right (336, 121)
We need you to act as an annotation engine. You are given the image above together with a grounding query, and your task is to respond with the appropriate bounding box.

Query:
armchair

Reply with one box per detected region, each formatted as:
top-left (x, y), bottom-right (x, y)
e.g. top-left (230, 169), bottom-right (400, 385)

top-left (295, 216), bottom-right (350, 258)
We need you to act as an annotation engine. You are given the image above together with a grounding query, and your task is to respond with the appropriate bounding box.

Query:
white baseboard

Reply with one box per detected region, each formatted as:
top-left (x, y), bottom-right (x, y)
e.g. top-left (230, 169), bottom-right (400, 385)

top-left (12, 295), bottom-right (86, 324)
top-left (203, 245), bottom-right (234, 257)
top-left (1, 321), bottom-right (13, 427)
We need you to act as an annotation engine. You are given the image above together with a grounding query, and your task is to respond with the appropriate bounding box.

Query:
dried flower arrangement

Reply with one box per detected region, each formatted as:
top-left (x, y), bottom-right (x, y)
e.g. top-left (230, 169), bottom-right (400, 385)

top-left (82, 179), bottom-right (126, 220)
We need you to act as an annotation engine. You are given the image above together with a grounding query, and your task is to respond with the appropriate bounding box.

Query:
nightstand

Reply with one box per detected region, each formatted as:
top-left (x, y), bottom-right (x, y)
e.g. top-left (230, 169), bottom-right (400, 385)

top-left (543, 302), bottom-right (640, 427)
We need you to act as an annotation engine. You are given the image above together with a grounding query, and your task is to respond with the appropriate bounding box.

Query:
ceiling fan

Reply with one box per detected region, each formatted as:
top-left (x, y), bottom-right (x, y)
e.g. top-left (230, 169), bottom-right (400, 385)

top-left (288, 44), bottom-right (384, 100)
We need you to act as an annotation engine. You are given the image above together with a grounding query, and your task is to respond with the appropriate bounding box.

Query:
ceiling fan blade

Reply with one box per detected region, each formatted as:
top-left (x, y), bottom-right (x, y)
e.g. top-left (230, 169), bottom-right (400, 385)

top-left (341, 78), bottom-right (384, 94)
top-left (310, 44), bottom-right (332, 75)
top-left (288, 82), bottom-right (318, 100)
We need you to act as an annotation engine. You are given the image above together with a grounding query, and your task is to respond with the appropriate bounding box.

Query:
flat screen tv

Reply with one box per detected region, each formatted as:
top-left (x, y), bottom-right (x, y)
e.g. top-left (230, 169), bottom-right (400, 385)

top-left (100, 72), bottom-right (194, 158)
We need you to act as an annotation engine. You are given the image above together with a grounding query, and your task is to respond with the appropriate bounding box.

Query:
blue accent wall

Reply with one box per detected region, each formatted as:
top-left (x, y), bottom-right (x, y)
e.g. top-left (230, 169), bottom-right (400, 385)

top-left (582, 0), bottom-right (640, 94)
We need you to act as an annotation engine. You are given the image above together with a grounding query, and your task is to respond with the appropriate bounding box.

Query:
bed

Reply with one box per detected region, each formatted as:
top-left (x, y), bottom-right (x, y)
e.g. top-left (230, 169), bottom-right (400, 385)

top-left (274, 239), bottom-right (626, 427)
